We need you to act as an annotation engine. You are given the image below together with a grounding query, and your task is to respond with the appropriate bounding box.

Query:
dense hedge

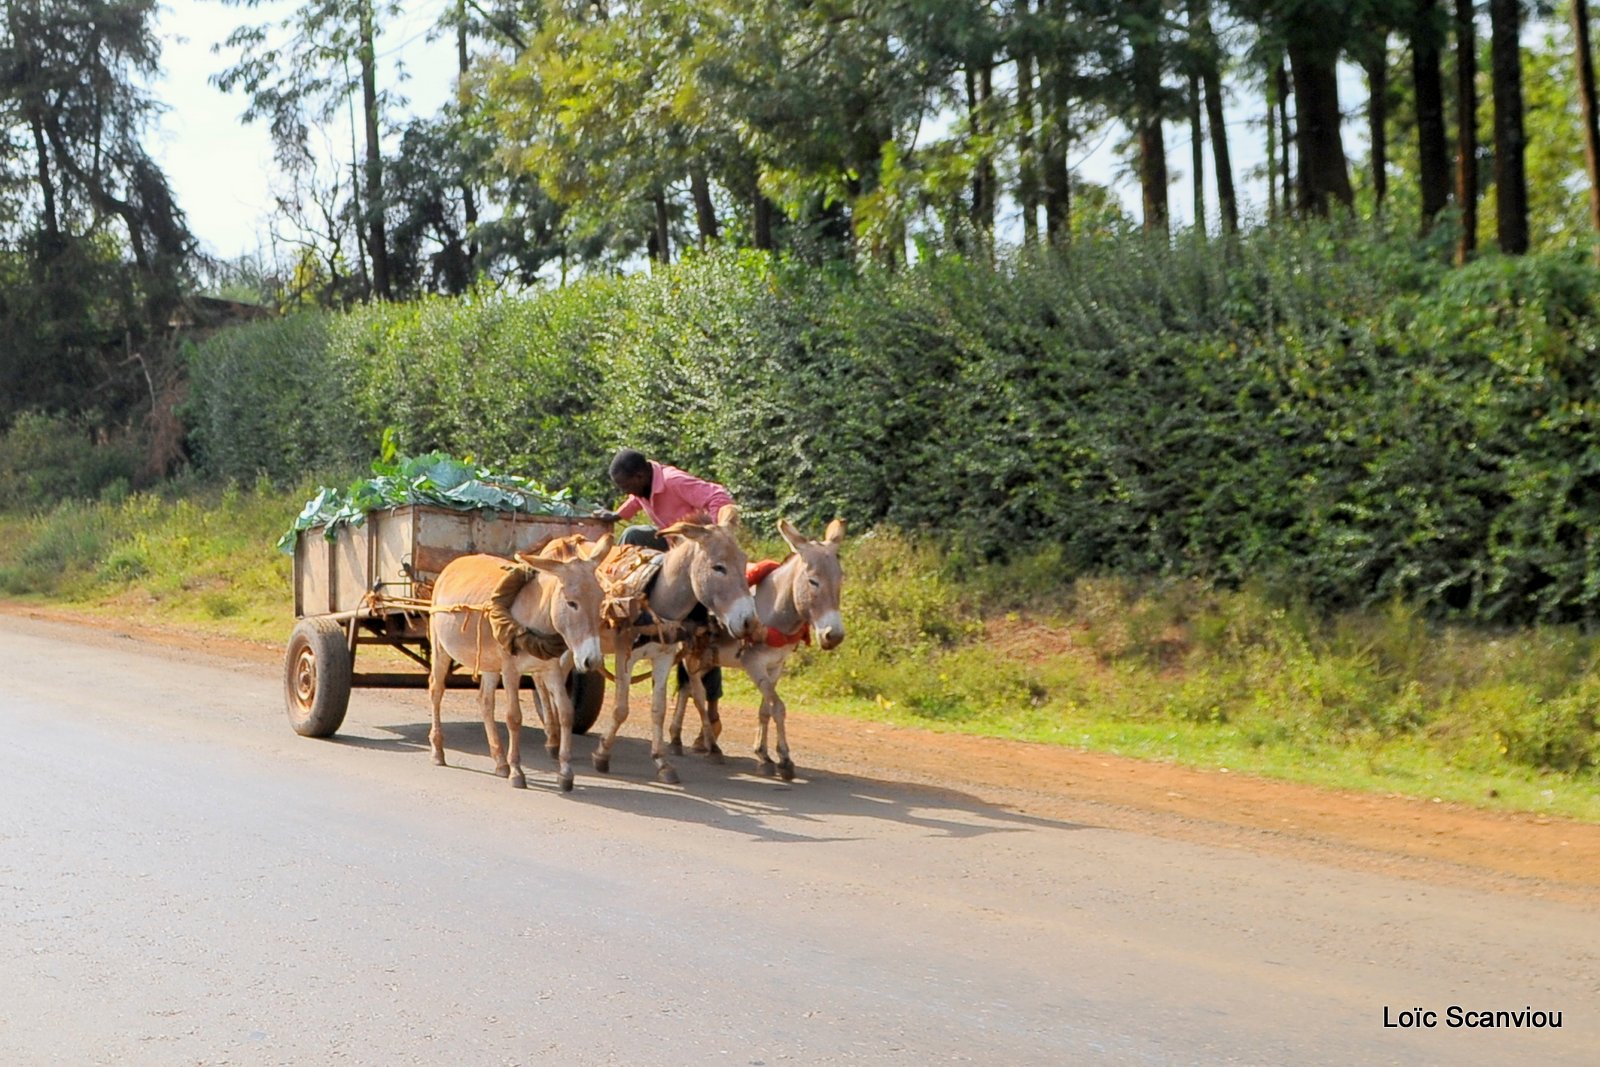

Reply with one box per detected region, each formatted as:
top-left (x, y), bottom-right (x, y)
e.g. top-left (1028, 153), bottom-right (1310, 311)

top-left (185, 228), bottom-right (1600, 624)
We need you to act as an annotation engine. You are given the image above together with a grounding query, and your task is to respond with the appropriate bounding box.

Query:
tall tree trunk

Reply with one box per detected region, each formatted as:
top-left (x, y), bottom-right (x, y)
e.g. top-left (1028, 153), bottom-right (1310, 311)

top-left (357, 0), bottom-right (391, 299)
top-left (1490, 0), bottom-right (1529, 253)
top-left (1277, 61), bottom-right (1295, 219)
top-left (1574, 0), bottom-right (1600, 262)
top-left (1194, 0), bottom-right (1237, 233)
top-left (1287, 42), bottom-right (1354, 215)
top-left (457, 8), bottom-right (478, 270)
top-left (1040, 0), bottom-right (1072, 244)
top-left (1131, 3), bottom-right (1168, 235)
top-left (690, 168), bottom-right (719, 248)
top-left (752, 188), bottom-right (775, 251)
top-left (1267, 61), bottom-right (1280, 222)
top-left (650, 189), bottom-right (671, 265)
top-left (29, 116), bottom-right (60, 247)
top-left (966, 62), bottom-right (997, 234)
top-left (1455, 0), bottom-right (1479, 261)
top-left (1365, 44), bottom-right (1390, 209)
top-left (1189, 68), bottom-right (1206, 233)
top-left (1017, 0), bottom-right (1040, 247)
top-left (1413, 1), bottom-right (1451, 229)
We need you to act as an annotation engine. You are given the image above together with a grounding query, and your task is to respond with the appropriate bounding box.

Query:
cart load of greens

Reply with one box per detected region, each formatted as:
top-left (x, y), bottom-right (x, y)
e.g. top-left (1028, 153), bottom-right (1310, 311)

top-left (279, 451), bottom-right (598, 551)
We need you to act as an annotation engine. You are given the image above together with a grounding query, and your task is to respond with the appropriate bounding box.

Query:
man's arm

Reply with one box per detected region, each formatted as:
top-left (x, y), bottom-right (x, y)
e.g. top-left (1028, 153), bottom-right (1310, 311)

top-left (672, 470), bottom-right (733, 521)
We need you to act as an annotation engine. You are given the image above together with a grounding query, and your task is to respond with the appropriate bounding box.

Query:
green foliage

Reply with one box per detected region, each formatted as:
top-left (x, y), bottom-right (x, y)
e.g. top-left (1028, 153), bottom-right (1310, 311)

top-left (182, 311), bottom-right (364, 483)
top-left (186, 227), bottom-right (1600, 626)
top-left (278, 448), bottom-right (598, 551)
top-left (0, 412), bottom-right (139, 509)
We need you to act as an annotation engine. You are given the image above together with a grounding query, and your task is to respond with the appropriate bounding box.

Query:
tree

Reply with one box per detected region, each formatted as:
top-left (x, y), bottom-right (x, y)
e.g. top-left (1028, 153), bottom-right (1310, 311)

top-left (1239, 0), bottom-right (1361, 216)
top-left (1125, 0), bottom-right (1171, 234)
top-left (1412, 0), bottom-right (1450, 228)
top-left (1190, 0), bottom-right (1238, 232)
top-left (1573, 0), bottom-right (1600, 261)
top-left (1455, 0), bottom-right (1478, 261)
top-left (214, 0), bottom-right (401, 297)
top-left (0, 0), bottom-right (194, 426)
top-left (1490, 0), bottom-right (1529, 252)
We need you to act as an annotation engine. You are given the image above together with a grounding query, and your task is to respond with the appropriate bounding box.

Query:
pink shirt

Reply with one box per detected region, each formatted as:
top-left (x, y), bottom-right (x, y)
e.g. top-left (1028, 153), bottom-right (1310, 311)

top-left (616, 462), bottom-right (734, 528)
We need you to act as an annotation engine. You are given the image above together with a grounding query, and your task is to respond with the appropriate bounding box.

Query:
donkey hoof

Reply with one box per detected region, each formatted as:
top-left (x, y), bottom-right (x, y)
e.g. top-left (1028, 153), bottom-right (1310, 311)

top-left (511, 772), bottom-right (527, 789)
top-left (657, 766), bottom-right (680, 786)
top-left (778, 759), bottom-right (796, 781)
top-left (494, 764), bottom-right (511, 779)
top-left (592, 753), bottom-right (611, 774)
top-left (431, 753), bottom-right (446, 767)
top-left (707, 749), bottom-right (726, 765)
top-left (558, 772), bottom-right (574, 793)
top-left (756, 759), bottom-right (776, 777)
top-left (669, 740), bottom-right (684, 756)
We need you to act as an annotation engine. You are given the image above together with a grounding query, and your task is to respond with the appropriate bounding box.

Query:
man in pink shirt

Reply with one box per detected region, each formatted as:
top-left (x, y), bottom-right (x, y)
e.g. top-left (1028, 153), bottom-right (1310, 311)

top-left (596, 448), bottom-right (736, 731)
top-left (596, 448), bottom-right (735, 532)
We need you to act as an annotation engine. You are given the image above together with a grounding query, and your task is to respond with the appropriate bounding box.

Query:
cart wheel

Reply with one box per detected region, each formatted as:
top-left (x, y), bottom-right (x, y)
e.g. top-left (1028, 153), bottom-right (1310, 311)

top-left (568, 670), bottom-right (605, 736)
top-left (285, 617), bottom-right (352, 737)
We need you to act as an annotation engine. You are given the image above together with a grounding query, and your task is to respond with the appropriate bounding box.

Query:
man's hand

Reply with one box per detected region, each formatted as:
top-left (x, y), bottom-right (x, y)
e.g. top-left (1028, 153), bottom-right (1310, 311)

top-left (591, 508), bottom-right (621, 523)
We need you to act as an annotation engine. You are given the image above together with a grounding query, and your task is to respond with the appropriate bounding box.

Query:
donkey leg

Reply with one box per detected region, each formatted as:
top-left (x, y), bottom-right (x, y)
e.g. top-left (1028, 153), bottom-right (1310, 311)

top-left (541, 666), bottom-right (577, 792)
top-left (537, 679), bottom-right (560, 762)
top-left (427, 635), bottom-right (451, 767)
top-left (769, 686), bottom-right (795, 781)
top-left (478, 673), bottom-right (509, 778)
top-left (593, 648), bottom-right (633, 775)
top-left (503, 670), bottom-right (526, 789)
top-left (669, 682), bottom-right (689, 756)
top-left (686, 671), bottom-right (723, 763)
top-left (747, 658), bottom-right (779, 776)
top-left (648, 655), bottom-right (679, 785)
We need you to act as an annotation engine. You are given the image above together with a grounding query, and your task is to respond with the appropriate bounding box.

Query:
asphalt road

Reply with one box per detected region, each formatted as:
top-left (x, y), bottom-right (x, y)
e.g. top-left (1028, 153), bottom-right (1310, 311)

top-left (1, 614), bottom-right (1594, 1066)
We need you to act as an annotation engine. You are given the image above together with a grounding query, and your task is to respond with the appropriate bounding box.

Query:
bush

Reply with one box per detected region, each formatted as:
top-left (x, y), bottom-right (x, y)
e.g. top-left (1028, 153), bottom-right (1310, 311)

top-left (184, 229), bottom-right (1600, 625)
top-left (0, 412), bottom-right (138, 508)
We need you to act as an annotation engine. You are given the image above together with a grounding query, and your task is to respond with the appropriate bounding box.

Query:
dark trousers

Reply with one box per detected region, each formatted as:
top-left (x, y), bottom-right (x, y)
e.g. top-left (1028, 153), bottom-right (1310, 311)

top-left (620, 524), bottom-right (723, 705)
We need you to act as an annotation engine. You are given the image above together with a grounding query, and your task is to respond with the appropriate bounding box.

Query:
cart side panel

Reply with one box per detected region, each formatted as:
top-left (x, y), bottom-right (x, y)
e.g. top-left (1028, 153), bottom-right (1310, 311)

top-left (332, 521), bottom-right (372, 612)
top-left (372, 507), bottom-right (425, 597)
top-left (411, 507), bottom-right (478, 582)
top-left (293, 530), bottom-right (332, 618)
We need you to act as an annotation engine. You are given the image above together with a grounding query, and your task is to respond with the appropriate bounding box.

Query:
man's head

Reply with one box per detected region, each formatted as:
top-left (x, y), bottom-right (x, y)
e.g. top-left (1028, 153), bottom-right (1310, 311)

top-left (609, 449), bottom-right (652, 498)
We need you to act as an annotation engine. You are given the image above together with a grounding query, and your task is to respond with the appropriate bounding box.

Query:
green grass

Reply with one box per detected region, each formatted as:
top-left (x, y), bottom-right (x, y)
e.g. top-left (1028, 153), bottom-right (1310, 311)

top-left (1, 481), bottom-right (1596, 822)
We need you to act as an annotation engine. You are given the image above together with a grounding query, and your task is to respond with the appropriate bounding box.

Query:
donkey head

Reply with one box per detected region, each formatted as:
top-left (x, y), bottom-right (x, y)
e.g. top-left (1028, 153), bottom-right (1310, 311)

top-left (661, 505), bottom-right (760, 641)
top-left (778, 517), bottom-right (847, 649)
top-left (522, 533), bottom-right (612, 673)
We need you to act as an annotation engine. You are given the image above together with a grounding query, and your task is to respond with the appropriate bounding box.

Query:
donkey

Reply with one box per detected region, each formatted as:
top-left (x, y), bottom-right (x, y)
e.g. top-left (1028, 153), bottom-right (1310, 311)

top-left (671, 518), bottom-right (845, 780)
top-left (593, 506), bottom-right (761, 785)
top-left (672, 521), bottom-right (851, 780)
top-left (427, 535), bottom-right (611, 793)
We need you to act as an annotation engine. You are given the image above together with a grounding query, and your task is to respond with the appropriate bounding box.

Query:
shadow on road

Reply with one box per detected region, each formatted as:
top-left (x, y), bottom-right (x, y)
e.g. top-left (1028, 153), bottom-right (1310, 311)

top-left (330, 716), bottom-right (1092, 844)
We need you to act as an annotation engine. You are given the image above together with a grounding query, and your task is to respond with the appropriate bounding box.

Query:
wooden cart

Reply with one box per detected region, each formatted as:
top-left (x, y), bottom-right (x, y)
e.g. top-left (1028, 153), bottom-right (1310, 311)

top-left (283, 504), bottom-right (611, 738)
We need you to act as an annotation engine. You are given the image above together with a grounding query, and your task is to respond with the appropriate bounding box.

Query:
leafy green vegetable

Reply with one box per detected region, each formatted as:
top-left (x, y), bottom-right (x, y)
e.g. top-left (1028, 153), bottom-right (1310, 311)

top-left (277, 451), bottom-right (598, 552)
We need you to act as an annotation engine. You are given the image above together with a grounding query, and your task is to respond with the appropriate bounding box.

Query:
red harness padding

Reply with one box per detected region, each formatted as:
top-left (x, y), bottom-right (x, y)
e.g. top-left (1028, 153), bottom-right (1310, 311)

top-left (746, 560), bottom-right (811, 648)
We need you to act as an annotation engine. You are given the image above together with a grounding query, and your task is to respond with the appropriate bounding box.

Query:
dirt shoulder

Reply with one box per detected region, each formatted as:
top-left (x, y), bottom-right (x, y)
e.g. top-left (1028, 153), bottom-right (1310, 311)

top-left (12, 601), bottom-right (1597, 908)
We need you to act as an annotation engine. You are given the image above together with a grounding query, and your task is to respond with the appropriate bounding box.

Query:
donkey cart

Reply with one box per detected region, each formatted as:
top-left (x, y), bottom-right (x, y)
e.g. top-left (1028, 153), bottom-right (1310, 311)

top-left (283, 504), bottom-right (611, 738)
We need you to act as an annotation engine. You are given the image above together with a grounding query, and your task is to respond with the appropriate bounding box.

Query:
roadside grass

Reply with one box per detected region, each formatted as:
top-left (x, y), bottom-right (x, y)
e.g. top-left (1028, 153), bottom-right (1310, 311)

top-left (1, 484), bottom-right (1596, 822)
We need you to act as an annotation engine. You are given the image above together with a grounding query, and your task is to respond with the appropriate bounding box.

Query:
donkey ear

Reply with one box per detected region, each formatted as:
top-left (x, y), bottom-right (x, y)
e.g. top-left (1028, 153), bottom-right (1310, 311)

top-left (520, 555), bottom-right (564, 575)
top-left (715, 503), bottom-right (740, 528)
top-left (824, 518), bottom-right (847, 545)
top-left (583, 533), bottom-right (613, 561)
top-left (660, 521), bottom-right (706, 541)
top-left (777, 518), bottom-right (807, 552)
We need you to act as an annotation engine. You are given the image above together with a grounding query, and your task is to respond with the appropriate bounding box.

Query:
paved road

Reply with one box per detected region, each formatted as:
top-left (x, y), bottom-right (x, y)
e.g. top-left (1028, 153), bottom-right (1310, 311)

top-left (1, 615), bottom-right (1594, 1065)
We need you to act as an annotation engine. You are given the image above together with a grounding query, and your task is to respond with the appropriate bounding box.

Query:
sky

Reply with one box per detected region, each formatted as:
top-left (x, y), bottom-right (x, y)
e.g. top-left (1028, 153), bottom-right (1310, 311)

top-left (148, 0), bottom-right (1296, 264)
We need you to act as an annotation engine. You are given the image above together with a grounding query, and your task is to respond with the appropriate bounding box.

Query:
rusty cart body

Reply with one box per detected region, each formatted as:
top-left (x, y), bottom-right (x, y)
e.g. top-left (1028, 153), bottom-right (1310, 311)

top-left (283, 504), bottom-right (611, 738)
